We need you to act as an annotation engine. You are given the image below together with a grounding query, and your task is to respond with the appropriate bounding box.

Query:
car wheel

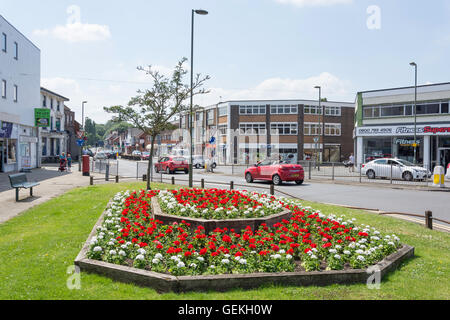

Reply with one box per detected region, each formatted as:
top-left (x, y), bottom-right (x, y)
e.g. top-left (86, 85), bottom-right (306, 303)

top-left (272, 174), bottom-right (282, 185)
top-left (295, 180), bottom-right (304, 185)
top-left (184, 169), bottom-right (189, 174)
top-left (367, 170), bottom-right (376, 180)
top-left (155, 166), bottom-right (159, 174)
top-left (212, 163), bottom-right (217, 169)
top-left (245, 173), bottom-right (254, 183)
top-left (403, 171), bottom-right (413, 182)
top-left (195, 164), bottom-right (201, 169)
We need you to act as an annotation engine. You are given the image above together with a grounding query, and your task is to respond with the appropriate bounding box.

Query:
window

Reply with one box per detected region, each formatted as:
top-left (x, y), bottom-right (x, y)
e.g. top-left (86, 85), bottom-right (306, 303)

top-left (1, 80), bottom-right (6, 98)
top-left (50, 98), bottom-right (54, 109)
top-left (304, 123), bottom-right (323, 136)
top-left (239, 123), bottom-right (266, 135)
top-left (207, 110), bottom-right (215, 125)
top-left (2, 33), bottom-right (6, 52)
top-left (196, 112), bottom-right (204, 123)
top-left (13, 85), bottom-right (17, 102)
top-left (50, 117), bottom-right (54, 131)
top-left (218, 106), bottom-right (227, 117)
top-left (325, 106), bottom-right (341, 116)
top-left (270, 105), bottom-right (298, 115)
top-left (219, 125), bottom-right (228, 136)
top-left (270, 123), bottom-right (298, 135)
top-left (57, 101), bottom-right (60, 111)
top-left (325, 123), bottom-right (341, 136)
top-left (56, 118), bottom-right (61, 131)
top-left (304, 105), bottom-right (323, 115)
top-left (14, 42), bottom-right (18, 60)
top-left (43, 95), bottom-right (47, 107)
top-left (239, 105), bottom-right (266, 115)
top-left (363, 101), bottom-right (449, 119)
top-left (442, 103), bottom-right (449, 114)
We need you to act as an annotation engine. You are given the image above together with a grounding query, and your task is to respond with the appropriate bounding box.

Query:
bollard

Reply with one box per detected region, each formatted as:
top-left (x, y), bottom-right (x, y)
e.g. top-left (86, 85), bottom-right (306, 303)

top-left (359, 164), bottom-right (362, 183)
top-left (425, 211), bottom-right (433, 230)
top-left (201, 179), bottom-right (205, 189)
top-left (90, 176), bottom-right (94, 186)
top-left (433, 166), bottom-right (445, 188)
top-left (115, 176), bottom-right (119, 183)
top-left (332, 163), bottom-right (335, 181)
top-left (270, 184), bottom-right (275, 196)
top-left (309, 162), bottom-right (312, 180)
top-left (390, 163), bottom-right (393, 184)
top-left (172, 177), bottom-right (175, 185)
top-left (230, 181), bottom-right (234, 190)
top-left (143, 174), bottom-right (147, 182)
top-left (105, 164), bottom-right (110, 182)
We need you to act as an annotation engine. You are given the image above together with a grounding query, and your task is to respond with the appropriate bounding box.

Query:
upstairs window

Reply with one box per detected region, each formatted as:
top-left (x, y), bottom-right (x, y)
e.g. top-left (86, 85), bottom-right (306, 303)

top-left (2, 33), bottom-right (6, 53)
top-left (13, 85), bottom-right (18, 102)
top-left (1, 80), bottom-right (6, 98)
top-left (14, 42), bottom-right (18, 60)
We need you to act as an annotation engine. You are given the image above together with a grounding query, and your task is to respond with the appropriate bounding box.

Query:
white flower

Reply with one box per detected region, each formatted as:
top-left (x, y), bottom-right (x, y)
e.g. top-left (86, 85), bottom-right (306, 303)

top-left (310, 255), bottom-right (318, 260)
top-left (357, 255), bottom-right (365, 262)
top-left (177, 262), bottom-right (186, 268)
top-left (137, 248), bottom-right (146, 255)
top-left (286, 254), bottom-right (293, 260)
top-left (334, 254), bottom-right (341, 260)
top-left (152, 258), bottom-right (160, 264)
top-left (239, 259), bottom-right (247, 265)
top-left (221, 259), bottom-right (230, 265)
top-left (135, 254), bottom-right (145, 261)
top-left (119, 250), bottom-right (126, 257)
top-left (279, 249), bottom-right (286, 254)
top-left (190, 263), bottom-right (197, 268)
top-left (344, 250), bottom-right (351, 255)
top-left (109, 250), bottom-right (117, 256)
top-left (197, 257), bottom-right (205, 262)
top-left (155, 253), bottom-right (163, 260)
top-left (329, 249), bottom-right (337, 254)
top-left (93, 246), bottom-right (103, 253)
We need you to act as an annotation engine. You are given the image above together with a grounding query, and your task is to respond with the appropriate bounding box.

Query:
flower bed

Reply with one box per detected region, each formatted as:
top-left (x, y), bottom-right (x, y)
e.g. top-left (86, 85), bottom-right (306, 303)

top-left (85, 189), bottom-right (404, 277)
top-left (159, 188), bottom-right (285, 220)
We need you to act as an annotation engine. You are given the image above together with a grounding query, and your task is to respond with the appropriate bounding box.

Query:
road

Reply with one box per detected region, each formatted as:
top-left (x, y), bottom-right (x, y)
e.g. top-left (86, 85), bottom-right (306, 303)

top-left (111, 159), bottom-right (450, 226)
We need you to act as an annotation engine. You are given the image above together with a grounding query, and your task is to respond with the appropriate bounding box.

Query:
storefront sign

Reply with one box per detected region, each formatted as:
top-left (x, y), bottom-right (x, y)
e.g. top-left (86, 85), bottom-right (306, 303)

top-left (0, 122), bottom-right (13, 138)
top-left (394, 138), bottom-right (421, 147)
top-left (35, 109), bottom-right (51, 128)
top-left (357, 124), bottom-right (450, 137)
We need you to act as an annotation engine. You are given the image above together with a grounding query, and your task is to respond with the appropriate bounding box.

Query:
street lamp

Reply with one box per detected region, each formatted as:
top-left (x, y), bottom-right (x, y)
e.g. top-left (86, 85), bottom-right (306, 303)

top-left (79, 101), bottom-right (88, 172)
top-left (314, 86), bottom-right (322, 169)
top-left (189, 9), bottom-right (208, 188)
top-left (410, 62), bottom-right (418, 164)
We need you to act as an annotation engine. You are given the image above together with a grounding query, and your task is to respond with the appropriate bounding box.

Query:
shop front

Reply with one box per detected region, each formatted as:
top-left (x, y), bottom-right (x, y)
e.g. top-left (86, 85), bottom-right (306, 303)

top-left (356, 124), bottom-right (450, 170)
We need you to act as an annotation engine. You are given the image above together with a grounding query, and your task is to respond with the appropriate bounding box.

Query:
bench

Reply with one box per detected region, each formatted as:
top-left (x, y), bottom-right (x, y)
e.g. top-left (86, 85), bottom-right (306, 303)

top-left (8, 173), bottom-right (40, 202)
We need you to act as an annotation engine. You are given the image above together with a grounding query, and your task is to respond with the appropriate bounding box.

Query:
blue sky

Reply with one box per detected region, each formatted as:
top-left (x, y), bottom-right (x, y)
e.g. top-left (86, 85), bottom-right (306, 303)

top-left (2, 0), bottom-right (450, 123)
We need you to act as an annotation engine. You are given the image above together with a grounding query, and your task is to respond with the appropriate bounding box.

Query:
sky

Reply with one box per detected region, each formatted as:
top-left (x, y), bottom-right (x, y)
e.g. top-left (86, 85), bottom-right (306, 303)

top-left (1, 0), bottom-right (450, 124)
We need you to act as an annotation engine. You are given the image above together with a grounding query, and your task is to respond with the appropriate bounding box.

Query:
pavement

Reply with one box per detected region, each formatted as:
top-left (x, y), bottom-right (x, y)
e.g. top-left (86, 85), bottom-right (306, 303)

top-left (0, 165), bottom-right (100, 224)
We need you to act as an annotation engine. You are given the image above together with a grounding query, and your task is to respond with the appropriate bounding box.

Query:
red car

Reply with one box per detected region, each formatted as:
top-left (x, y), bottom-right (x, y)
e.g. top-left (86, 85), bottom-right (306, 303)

top-left (155, 156), bottom-right (189, 174)
top-left (245, 160), bottom-right (305, 185)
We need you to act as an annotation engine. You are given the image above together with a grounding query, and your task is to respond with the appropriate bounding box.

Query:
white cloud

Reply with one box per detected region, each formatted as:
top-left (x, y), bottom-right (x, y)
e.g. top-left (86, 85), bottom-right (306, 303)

top-left (196, 72), bottom-right (354, 106)
top-left (33, 23), bottom-right (111, 43)
top-left (275, 0), bottom-right (352, 7)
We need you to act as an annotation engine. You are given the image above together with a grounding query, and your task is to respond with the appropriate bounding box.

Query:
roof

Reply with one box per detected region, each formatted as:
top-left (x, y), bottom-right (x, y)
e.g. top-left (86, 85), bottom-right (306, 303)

top-left (358, 82), bottom-right (450, 94)
top-left (40, 87), bottom-right (70, 101)
top-left (0, 14), bottom-right (41, 51)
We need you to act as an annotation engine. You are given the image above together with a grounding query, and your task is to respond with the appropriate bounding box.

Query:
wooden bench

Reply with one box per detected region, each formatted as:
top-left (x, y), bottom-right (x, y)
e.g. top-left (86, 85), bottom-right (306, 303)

top-left (8, 173), bottom-right (40, 202)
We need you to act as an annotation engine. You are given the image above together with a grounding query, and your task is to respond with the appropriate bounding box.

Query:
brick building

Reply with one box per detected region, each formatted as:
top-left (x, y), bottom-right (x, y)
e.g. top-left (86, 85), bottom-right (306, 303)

top-left (179, 99), bottom-right (355, 165)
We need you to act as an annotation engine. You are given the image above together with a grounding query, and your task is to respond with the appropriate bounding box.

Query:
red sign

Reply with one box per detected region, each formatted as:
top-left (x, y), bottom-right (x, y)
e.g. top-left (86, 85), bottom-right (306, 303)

top-left (423, 126), bottom-right (450, 134)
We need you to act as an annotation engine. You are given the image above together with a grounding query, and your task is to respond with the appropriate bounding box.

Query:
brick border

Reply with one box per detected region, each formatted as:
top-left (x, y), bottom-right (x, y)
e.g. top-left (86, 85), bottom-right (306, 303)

top-left (75, 206), bottom-right (415, 293)
top-left (151, 197), bottom-right (292, 234)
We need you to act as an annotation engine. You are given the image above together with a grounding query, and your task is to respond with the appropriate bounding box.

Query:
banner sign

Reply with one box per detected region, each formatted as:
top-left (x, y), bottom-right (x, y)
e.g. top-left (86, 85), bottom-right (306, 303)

top-left (35, 108), bottom-right (51, 127)
top-left (0, 122), bottom-right (13, 138)
top-left (356, 124), bottom-right (450, 137)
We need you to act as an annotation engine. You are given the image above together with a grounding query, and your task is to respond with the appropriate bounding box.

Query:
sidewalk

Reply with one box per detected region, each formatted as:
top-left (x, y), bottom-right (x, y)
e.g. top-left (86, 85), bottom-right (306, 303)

top-left (0, 166), bottom-right (97, 224)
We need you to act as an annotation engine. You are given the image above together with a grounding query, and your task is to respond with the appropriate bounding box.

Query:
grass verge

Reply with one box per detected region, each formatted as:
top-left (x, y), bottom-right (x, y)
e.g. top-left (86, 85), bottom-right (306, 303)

top-left (0, 182), bottom-right (448, 300)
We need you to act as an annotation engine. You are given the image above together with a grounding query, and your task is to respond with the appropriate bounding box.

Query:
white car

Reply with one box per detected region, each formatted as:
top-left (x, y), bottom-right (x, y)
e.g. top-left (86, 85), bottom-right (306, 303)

top-left (362, 158), bottom-right (432, 181)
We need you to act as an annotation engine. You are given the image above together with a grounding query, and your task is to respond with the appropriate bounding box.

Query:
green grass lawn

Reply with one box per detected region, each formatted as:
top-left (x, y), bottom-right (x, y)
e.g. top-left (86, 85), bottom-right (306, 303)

top-left (0, 182), bottom-right (449, 300)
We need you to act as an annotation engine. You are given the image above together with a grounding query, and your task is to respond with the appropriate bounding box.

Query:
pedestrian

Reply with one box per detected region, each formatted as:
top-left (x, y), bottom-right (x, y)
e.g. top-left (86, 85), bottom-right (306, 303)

top-left (349, 153), bottom-right (355, 173)
top-left (67, 153), bottom-right (72, 172)
top-left (59, 152), bottom-right (67, 173)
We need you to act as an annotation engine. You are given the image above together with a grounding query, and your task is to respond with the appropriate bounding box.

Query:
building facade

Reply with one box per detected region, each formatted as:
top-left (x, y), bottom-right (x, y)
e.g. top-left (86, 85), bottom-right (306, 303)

top-left (0, 15), bottom-right (41, 173)
top-left (354, 82), bottom-right (450, 170)
top-left (39, 87), bottom-right (69, 163)
top-left (64, 105), bottom-right (81, 160)
top-left (179, 99), bottom-right (355, 165)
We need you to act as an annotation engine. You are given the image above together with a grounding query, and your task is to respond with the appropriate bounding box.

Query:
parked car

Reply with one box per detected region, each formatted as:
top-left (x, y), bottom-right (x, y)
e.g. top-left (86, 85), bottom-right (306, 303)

top-left (244, 159), bottom-right (305, 185)
top-left (94, 151), bottom-right (108, 160)
top-left (141, 152), bottom-right (150, 161)
top-left (365, 154), bottom-right (392, 163)
top-left (131, 150), bottom-right (142, 157)
top-left (192, 155), bottom-right (205, 169)
top-left (362, 158), bottom-right (432, 181)
top-left (155, 156), bottom-right (189, 174)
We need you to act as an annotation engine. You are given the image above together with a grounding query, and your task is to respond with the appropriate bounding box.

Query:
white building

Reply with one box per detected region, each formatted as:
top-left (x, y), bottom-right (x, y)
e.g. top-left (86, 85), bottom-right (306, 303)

top-left (354, 82), bottom-right (450, 170)
top-left (39, 87), bottom-right (69, 162)
top-left (0, 15), bottom-right (41, 173)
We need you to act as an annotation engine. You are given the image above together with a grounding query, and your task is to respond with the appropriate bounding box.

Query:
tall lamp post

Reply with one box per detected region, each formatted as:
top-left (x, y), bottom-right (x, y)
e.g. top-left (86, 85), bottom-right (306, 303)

top-left (79, 101), bottom-right (88, 171)
top-left (189, 9), bottom-right (208, 188)
top-left (314, 86), bottom-right (322, 169)
top-left (410, 62), bottom-right (418, 164)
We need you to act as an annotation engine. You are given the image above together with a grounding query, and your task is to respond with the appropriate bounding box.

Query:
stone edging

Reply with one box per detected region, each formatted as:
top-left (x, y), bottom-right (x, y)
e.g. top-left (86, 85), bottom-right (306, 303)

top-left (151, 197), bottom-right (292, 234)
top-left (75, 205), bottom-right (415, 293)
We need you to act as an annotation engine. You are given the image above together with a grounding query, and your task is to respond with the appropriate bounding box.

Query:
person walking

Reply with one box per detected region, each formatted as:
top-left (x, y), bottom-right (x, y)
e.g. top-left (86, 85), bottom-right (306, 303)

top-left (67, 153), bottom-right (72, 172)
top-left (348, 153), bottom-right (355, 173)
top-left (59, 152), bottom-right (67, 173)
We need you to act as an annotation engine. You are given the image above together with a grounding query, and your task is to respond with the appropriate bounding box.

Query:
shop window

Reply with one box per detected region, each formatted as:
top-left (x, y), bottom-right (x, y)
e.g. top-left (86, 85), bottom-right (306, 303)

top-left (7, 140), bottom-right (17, 164)
top-left (441, 103), bottom-right (449, 114)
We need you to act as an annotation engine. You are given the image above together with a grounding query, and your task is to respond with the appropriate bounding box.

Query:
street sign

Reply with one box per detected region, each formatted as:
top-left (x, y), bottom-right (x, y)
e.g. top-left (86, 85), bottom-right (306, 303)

top-left (35, 109), bottom-right (51, 127)
top-left (77, 131), bottom-right (85, 139)
top-left (77, 139), bottom-right (85, 147)
top-left (313, 137), bottom-right (319, 143)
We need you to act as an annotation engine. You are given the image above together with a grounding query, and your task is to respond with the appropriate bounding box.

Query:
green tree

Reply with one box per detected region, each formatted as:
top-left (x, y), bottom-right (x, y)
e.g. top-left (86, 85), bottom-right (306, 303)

top-left (105, 58), bottom-right (210, 190)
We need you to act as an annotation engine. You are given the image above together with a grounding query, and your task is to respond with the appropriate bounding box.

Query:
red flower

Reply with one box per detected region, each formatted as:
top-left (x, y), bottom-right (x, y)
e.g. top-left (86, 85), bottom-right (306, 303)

top-left (184, 251), bottom-right (192, 257)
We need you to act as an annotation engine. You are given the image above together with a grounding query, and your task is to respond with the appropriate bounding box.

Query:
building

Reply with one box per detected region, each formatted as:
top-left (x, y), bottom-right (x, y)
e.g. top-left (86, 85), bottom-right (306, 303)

top-left (64, 105), bottom-right (81, 160)
top-left (179, 99), bottom-right (355, 165)
top-left (39, 87), bottom-right (69, 163)
top-left (0, 14), bottom-right (41, 173)
top-left (354, 82), bottom-right (450, 170)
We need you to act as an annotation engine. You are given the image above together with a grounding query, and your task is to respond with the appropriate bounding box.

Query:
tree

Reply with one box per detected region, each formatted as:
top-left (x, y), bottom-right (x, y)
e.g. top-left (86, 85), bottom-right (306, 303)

top-left (105, 58), bottom-right (210, 190)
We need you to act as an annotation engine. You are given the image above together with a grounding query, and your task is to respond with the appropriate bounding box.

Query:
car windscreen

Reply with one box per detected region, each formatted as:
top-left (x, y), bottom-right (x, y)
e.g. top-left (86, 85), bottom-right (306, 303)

top-left (396, 159), bottom-right (415, 166)
top-left (174, 158), bottom-right (186, 162)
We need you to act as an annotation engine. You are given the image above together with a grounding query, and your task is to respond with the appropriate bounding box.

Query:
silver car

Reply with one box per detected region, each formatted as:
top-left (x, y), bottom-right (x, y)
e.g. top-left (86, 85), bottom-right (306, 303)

top-left (362, 158), bottom-right (431, 181)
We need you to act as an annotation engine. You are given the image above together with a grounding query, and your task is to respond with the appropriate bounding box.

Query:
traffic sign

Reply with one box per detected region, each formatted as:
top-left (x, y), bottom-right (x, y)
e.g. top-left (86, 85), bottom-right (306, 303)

top-left (77, 139), bottom-right (85, 147)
